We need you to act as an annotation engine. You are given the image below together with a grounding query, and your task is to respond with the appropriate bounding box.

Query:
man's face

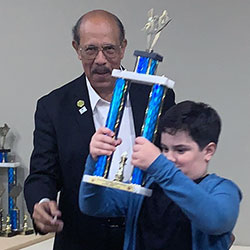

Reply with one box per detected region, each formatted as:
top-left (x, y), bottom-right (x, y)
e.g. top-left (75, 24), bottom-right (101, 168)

top-left (161, 131), bottom-right (210, 180)
top-left (73, 15), bottom-right (126, 98)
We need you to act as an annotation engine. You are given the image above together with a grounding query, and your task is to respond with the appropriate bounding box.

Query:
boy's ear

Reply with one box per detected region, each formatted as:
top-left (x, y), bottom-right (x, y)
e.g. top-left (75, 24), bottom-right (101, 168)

top-left (203, 142), bottom-right (217, 162)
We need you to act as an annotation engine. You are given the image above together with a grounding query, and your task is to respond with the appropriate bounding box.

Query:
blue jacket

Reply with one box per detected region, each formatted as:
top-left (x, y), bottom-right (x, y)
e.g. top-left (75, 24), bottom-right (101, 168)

top-left (79, 154), bottom-right (242, 250)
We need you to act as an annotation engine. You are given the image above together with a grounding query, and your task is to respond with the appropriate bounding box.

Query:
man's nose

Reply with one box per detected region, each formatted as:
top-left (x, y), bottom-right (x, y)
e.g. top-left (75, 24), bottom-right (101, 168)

top-left (94, 49), bottom-right (107, 64)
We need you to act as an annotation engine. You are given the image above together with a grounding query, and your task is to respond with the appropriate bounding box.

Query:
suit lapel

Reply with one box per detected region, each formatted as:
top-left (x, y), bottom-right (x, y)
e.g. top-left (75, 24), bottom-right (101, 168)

top-left (71, 74), bottom-right (96, 140)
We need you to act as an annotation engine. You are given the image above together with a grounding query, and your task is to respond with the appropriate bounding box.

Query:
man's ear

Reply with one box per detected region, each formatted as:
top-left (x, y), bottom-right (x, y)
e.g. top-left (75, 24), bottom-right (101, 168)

top-left (203, 142), bottom-right (217, 162)
top-left (72, 40), bottom-right (82, 60)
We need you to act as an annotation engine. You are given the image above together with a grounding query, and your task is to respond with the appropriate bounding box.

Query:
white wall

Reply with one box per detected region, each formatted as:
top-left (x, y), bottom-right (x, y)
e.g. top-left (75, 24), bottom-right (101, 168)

top-left (0, 0), bottom-right (249, 245)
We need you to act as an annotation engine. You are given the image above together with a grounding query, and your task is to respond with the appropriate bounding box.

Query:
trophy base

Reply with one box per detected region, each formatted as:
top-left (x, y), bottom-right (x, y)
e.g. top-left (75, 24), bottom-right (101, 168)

top-left (0, 230), bottom-right (17, 237)
top-left (83, 175), bottom-right (152, 197)
top-left (19, 228), bottom-right (34, 235)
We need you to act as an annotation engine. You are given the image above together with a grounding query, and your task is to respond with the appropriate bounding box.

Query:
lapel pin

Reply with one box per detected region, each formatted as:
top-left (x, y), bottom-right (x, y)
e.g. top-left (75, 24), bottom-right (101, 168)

top-left (77, 100), bottom-right (85, 108)
top-left (77, 100), bottom-right (87, 115)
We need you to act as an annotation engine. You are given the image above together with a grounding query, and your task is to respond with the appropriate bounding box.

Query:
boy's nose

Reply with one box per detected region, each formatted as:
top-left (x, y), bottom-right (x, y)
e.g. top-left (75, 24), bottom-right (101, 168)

top-left (166, 152), bottom-right (176, 163)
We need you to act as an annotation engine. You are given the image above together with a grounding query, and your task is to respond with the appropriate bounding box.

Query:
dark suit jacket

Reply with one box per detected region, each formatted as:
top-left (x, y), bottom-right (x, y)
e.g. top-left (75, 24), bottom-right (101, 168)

top-left (24, 74), bottom-right (175, 250)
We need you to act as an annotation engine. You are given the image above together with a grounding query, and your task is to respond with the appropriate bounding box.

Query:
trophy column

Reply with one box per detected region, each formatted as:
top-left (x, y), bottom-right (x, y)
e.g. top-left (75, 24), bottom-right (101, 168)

top-left (131, 51), bottom-right (167, 185)
top-left (94, 77), bottom-right (129, 178)
top-left (8, 166), bottom-right (22, 232)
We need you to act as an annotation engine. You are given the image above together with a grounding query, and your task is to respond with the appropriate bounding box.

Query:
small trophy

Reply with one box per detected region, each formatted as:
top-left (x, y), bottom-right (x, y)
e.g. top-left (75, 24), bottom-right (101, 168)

top-left (0, 124), bottom-right (10, 163)
top-left (19, 214), bottom-right (34, 235)
top-left (0, 214), bottom-right (17, 237)
top-left (83, 9), bottom-right (174, 196)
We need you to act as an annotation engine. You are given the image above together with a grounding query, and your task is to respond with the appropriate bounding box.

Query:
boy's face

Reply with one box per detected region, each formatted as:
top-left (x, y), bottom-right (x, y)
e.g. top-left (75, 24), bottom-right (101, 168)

top-left (161, 130), bottom-right (213, 180)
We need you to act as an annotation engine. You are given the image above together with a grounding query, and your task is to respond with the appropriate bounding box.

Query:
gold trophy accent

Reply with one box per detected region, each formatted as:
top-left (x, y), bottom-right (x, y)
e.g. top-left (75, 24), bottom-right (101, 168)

top-left (114, 152), bottom-right (128, 182)
top-left (20, 214), bottom-right (34, 235)
top-left (0, 214), bottom-right (16, 237)
top-left (142, 8), bottom-right (171, 52)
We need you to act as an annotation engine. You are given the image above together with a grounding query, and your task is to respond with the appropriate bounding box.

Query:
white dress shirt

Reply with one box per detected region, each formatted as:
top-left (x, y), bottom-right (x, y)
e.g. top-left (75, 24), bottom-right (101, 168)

top-left (86, 77), bottom-right (135, 182)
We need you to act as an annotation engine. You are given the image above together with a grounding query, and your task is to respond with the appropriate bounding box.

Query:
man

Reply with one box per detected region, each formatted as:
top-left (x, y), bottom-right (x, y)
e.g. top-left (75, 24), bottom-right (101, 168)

top-left (24, 10), bottom-right (175, 250)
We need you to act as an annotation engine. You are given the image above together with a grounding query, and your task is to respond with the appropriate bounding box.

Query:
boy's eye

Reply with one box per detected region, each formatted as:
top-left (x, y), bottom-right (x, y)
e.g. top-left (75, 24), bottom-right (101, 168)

top-left (176, 147), bottom-right (188, 154)
top-left (177, 149), bottom-right (185, 154)
top-left (161, 146), bottom-right (169, 153)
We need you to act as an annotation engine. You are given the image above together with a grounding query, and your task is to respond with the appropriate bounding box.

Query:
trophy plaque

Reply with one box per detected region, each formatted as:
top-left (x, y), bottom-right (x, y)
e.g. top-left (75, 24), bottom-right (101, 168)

top-left (83, 9), bottom-right (174, 196)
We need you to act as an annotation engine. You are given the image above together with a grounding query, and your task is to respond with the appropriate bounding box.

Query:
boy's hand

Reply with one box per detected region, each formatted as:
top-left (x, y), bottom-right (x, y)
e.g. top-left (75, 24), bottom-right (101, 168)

top-left (132, 137), bottom-right (161, 170)
top-left (90, 127), bottom-right (122, 160)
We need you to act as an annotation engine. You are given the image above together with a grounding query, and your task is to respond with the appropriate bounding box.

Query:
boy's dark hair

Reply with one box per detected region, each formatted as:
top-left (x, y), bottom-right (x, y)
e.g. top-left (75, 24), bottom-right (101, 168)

top-left (158, 100), bottom-right (221, 150)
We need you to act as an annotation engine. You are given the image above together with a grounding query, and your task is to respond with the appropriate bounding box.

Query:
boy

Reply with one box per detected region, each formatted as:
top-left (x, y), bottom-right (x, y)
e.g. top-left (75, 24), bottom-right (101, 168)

top-left (79, 100), bottom-right (241, 250)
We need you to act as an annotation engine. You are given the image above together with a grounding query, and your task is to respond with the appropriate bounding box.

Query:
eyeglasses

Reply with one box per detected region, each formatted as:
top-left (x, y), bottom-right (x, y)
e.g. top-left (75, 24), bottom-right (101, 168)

top-left (79, 44), bottom-right (122, 60)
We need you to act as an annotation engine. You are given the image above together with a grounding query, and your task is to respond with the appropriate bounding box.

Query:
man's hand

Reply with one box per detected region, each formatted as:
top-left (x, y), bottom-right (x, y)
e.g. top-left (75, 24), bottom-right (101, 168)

top-left (132, 137), bottom-right (161, 170)
top-left (90, 127), bottom-right (122, 160)
top-left (32, 200), bottom-right (64, 233)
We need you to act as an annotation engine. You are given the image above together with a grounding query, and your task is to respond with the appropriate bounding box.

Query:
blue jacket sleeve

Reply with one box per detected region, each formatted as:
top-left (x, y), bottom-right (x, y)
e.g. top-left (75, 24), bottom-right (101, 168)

top-left (79, 155), bottom-right (129, 217)
top-left (146, 154), bottom-right (242, 235)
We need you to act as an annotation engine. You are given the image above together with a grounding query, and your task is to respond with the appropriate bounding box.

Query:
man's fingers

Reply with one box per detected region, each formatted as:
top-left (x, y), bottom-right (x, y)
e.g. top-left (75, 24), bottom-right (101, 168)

top-left (33, 202), bottom-right (53, 224)
top-left (35, 220), bottom-right (64, 233)
top-left (48, 201), bottom-right (61, 217)
top-left (33, 201), bottom-right (63, 233)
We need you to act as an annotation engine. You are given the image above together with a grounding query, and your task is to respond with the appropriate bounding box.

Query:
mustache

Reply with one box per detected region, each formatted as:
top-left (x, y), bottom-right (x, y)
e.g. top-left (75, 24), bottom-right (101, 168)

top-left (92, 66), bottom-right (111, 74)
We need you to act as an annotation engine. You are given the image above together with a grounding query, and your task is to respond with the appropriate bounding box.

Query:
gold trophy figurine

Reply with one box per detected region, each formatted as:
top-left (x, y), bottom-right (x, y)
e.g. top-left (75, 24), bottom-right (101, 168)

top-left (20, 214), bottom-right (34, 235)
top-left (0, 214), bottom-right (16, 237)
top-left (114, 152), bottom-right (128, 182)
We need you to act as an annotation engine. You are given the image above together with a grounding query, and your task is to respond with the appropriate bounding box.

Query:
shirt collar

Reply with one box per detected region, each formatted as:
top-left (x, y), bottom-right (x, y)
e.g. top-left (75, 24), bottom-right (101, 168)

top-left (86, 76), bottom-right (110, 112)
top-left (85, 67), bottom-right (130, 112)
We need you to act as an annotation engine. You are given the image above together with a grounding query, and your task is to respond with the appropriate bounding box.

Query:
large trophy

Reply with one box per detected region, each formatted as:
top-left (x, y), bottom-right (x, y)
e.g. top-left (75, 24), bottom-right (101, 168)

top-left (0, 124), bottom-right (33, 237)
top-left (83, 9), bottom-right (174, 196)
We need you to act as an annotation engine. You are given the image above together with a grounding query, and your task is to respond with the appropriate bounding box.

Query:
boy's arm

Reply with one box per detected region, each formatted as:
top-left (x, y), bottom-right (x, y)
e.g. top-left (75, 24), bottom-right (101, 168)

top-left (146, 154), bottom-right (241, 235)
top-left (79, 128), bottom-right (129, 217)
